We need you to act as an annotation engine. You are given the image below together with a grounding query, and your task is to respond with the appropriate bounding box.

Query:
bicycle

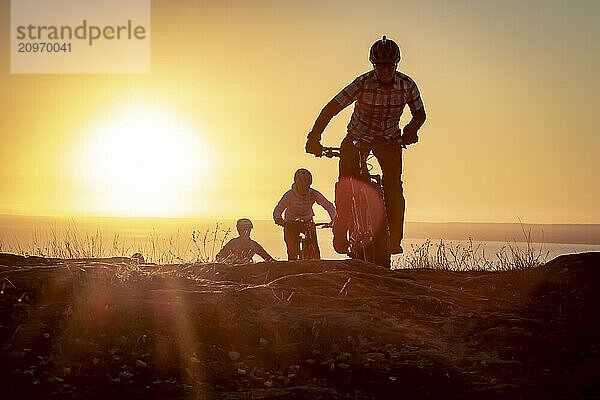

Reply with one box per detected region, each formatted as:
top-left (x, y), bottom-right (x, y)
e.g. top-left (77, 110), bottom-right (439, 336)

top-left (321, 143), bottom-right (394, 268)
top-left (278, 219), bottom-right (331, 260)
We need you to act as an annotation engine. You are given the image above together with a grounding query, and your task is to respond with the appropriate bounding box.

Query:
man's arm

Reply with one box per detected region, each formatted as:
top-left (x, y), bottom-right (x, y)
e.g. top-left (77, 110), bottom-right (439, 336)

top-left (306, 76), bottom-right (363, 154)
top-left (402, 80), bottom-right (426, 145)
top-left (404, 107), bottom-right (426, 134)
top-left (307, 99), bottom-right (344, 143)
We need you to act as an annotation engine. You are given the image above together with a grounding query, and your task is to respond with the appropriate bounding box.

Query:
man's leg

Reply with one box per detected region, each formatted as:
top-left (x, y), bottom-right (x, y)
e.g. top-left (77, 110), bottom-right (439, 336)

top-left (373, 142), bottom-right (405, 253)
top-left (283, 225), bottom-right (301, 260)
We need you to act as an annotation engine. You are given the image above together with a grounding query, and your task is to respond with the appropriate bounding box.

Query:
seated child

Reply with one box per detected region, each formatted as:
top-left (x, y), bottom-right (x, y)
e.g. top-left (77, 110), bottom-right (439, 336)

top-left (273, 168), bottom-right (336, 260)
top-left (216, 218), bottom-right (274, 264)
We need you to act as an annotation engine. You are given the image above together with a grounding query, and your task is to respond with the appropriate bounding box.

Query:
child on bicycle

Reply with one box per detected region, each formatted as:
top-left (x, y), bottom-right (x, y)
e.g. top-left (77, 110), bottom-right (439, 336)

top-left (273, 168), bottom-right (336, 260)
top-left (216, 218), bottom-right (274, 264)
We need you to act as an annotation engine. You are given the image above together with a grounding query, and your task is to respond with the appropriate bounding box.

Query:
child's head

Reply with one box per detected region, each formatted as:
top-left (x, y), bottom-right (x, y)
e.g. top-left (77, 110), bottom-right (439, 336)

top-left (294, 168), bottom-right (312, 195)
top-left (236, 218), bottom-right (253, 237)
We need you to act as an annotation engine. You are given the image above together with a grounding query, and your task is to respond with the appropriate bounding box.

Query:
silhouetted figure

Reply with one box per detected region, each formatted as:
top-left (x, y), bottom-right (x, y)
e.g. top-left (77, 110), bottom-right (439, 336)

top-left (305, 36), bottom-right (426, 254)
top-left (216, 219), bottom-right (274, 264)
top-left (273, 169), bottom-right (336, 260)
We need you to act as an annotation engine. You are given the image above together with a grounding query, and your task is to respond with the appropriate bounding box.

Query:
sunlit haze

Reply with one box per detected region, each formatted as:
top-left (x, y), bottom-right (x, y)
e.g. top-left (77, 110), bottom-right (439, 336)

top-left (1, 0), bottom-right (598, 223)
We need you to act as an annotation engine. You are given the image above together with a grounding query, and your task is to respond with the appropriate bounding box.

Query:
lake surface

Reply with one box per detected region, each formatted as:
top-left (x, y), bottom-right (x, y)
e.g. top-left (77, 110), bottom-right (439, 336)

top-left (1, 215), bottom-right (599, 267)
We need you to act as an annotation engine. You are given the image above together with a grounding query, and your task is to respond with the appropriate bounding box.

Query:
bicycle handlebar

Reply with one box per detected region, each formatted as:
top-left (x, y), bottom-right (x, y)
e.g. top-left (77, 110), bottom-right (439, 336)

top-left (318, 139), bottom-right (406, 159)
top-left (322, 147), bottom-right (341, 158)
top-left (278, 219), bottom-right (332, 229)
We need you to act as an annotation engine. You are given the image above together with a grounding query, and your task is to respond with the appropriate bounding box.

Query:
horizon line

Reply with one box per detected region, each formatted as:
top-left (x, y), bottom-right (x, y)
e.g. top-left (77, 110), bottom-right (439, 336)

top-left (1, 213), bottom-right (598, 226)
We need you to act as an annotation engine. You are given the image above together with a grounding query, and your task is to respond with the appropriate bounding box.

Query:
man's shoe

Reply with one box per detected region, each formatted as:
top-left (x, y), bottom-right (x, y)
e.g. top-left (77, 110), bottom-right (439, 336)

top-left (390, 240), bottom-right (403, 255)
top-left (333, 232), bottom-right (351, 255)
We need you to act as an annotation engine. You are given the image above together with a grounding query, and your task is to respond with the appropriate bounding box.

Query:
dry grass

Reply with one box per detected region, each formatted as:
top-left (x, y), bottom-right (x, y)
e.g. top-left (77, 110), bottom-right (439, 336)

top-left (0, 223), bottom-right (231, 265)
top-left (398, 234), bottom-right (549, 271)
top-left (1, 222), bottom-right (549, 271)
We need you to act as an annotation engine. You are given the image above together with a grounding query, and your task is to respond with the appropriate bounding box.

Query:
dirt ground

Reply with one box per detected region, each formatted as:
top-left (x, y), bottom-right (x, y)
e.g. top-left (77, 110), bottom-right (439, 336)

top-left (0, 252), bottom-right (598, 399)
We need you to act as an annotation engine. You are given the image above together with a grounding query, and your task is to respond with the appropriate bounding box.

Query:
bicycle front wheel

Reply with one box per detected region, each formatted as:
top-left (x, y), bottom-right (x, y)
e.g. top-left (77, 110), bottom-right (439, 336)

top-left (299, 224), bottom-right (321, 260)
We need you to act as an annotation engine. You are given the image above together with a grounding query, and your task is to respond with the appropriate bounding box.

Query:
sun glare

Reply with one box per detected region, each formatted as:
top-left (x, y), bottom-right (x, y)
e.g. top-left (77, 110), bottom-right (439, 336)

top-left (76, 105), bottom-right (212, 216)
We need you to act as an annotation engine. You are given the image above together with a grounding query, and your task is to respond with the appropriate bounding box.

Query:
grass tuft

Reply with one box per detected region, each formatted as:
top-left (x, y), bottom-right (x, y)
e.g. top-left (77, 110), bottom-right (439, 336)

top-left (398, 232), bottom-right (549, 271)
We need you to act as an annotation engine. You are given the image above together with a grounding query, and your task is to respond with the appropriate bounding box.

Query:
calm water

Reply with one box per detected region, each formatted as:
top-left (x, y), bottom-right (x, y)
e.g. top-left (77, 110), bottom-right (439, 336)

top-left (1, 215), bottom-right (598, 266)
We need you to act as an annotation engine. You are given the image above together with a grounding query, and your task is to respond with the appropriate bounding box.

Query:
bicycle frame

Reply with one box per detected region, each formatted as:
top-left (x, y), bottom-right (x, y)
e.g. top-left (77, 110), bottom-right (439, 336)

top-left (281, 219), bottom-right (331, 260)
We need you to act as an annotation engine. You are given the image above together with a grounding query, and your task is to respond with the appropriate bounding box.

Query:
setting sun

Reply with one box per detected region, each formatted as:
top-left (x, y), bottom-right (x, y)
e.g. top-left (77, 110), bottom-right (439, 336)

top-left (75, 105), bottom-right (212, 216)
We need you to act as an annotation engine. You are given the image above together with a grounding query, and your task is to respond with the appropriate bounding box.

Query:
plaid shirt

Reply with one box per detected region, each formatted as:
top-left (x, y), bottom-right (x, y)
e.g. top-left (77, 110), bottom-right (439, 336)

top-left (334, 70), bottom-right (424, 143)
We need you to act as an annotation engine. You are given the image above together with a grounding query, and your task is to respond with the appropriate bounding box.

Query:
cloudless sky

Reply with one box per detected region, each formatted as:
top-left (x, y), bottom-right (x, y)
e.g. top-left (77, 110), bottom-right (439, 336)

top-left (0, 0), bottom-right (598, 223)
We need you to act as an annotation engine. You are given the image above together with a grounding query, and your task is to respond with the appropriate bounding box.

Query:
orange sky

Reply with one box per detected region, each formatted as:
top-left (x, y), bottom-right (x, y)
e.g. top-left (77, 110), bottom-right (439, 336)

top-left (1, 0), bottom-right (598, 223)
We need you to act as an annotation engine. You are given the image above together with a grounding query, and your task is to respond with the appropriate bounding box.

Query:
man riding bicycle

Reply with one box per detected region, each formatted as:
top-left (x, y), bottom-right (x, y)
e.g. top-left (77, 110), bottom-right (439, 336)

top-left (305, 36), bottom-right (426, 255)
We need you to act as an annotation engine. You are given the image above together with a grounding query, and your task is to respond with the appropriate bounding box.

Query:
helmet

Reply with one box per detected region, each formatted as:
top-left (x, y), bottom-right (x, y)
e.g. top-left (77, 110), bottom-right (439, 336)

top-left (236, 218), bottom-right (253, 232)
top-left (369, 35), bottom-right (401, 64)
top-left (294, 168), bottom-right (312, 185)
